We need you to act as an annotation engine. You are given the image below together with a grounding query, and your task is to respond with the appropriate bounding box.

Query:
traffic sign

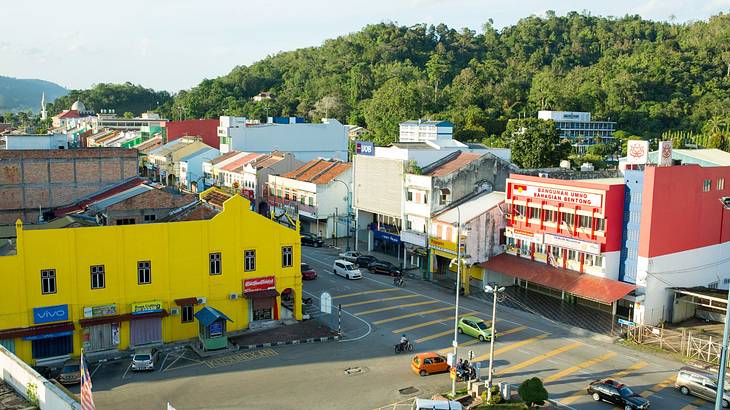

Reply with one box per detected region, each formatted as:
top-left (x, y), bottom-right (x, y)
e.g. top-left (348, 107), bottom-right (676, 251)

top-left (320, 292), bottom-right (332, 314)
top-left (617, 318), bottom-right (636, 327)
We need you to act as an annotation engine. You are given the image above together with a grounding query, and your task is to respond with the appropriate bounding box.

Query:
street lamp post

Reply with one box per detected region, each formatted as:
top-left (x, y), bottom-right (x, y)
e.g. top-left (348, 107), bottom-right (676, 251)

top-left (334, 179), bottom-right (352, 251)
top-left (450, 206), bottom-right (462, 398)
top-left (715, 197), bottom-right (730, 409)
top-left (484, 283), bottom-right (505, 401)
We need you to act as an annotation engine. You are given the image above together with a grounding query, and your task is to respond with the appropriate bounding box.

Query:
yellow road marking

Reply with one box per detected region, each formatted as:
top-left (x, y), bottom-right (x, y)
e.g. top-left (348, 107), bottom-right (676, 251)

top-left (332, 288), bottom-right (400, 299)
top-left (560, 361), bottom-right (648, 405)
top-left (472, 333), bottom-right (549, 363)
top-left (680, 398), bottom-right (709, 410)
top-left (355, 300), bottom-right (438, 315)
top-left (640, 375), bottom-right (675, 398)
top-left (543, 351), bottom-right (617, 383)
top-left (436, 325), bottom-right (529, 354)
top-left (495, 325), bottom-right (528, 338)
top-left (372, 307), bottom-right (454, 325)
top-left (498, 342), bottom-right (581, 375)
top-left (341, 294), bottom-right (419, 308)
top-left (416, 329), bottom-right (454, 343)
top-left (391, 312), bottom-right (482, 334)
top-left (437, 339), bottom-right (482, 355)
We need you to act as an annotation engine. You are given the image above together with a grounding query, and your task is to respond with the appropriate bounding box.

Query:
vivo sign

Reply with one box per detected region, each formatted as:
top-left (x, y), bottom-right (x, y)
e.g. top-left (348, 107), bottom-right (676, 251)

top-left (33, 304), bottom-right (69, 324)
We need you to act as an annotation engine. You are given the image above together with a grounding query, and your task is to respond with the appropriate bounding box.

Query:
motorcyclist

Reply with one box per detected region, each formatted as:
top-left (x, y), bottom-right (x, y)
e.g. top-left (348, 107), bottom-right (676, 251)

top-left (400, 334), bottom-right (409, 350)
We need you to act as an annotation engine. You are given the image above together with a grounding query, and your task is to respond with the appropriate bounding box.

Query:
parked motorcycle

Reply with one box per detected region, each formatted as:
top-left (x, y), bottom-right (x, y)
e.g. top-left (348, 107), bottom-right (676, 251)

top-left (394, 341), bottom-right (414, 354)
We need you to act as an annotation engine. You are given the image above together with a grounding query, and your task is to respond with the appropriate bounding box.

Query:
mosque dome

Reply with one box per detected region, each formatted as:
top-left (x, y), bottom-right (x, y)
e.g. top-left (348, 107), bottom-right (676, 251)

top-left (71, 100), bottom-right (86, 112)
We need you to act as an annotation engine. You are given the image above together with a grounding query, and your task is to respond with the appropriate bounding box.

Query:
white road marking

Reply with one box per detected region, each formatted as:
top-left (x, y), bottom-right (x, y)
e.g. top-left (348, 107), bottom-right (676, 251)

top-left (159, 352), bottom-right (170, 372)
top-left (121, 363), bottom-right (132, 380)
top-left (302, 289), bottom-right (372, 342)
top-left (91, 364), bottom-right (102, 377)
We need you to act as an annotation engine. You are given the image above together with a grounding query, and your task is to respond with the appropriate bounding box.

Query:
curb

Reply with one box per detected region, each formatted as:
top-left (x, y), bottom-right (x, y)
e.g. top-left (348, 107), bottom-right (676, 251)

top-left (237, 334), bottom-right (341, 350)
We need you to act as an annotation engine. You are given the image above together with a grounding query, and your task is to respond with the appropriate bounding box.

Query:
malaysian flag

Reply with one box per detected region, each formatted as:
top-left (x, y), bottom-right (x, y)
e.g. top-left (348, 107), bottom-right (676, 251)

top-left (80, 350), bottom-right (96, 410)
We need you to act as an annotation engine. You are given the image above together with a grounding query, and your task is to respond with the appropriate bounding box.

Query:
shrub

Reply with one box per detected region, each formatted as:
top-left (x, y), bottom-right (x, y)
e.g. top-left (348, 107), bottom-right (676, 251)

top-left (518, 377), bottom-right (548, 407)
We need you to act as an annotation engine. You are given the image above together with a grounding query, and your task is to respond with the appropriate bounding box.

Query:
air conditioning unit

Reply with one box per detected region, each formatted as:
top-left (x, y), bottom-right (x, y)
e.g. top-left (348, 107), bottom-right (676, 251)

top-left (229, 293), bottom-right (239, 300)
top-left (170, 308), bottom-right (180, 316)
top-left (196, 297), bottom-right (207, 305)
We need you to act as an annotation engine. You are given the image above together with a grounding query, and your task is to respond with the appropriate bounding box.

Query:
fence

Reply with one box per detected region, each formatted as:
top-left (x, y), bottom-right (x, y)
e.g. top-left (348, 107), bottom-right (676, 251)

top-left (624, 324), bottom-right (727, 367)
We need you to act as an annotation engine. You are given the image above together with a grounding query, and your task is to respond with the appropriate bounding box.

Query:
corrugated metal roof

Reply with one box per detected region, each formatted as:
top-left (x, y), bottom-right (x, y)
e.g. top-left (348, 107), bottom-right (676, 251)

top-left (425, 152), bottom-right (483, 177)
top-left (194, 306), bottom-right (233, 326)
top-left (221, 153), bottom-right (263, 171)
top-left (86, 185), bottom-right (155, 213)
top-left (434, 191), bottom-right (504, 224)
top-left (210, 150), bottom-right (242, 165)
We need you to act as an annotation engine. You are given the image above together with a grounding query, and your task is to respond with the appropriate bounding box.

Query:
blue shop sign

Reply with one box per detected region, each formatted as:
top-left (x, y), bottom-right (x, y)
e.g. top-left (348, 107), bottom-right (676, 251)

top-left (373, 229), bottom-right (401, 244)
top-left (33, 304), bottom-right (69, 324)
top-left (355, 140), bottom-right (375, 156)
top-left (209, 321), bottom-right (223, 337)
top-left (23, 330), bottom-right (73, 341)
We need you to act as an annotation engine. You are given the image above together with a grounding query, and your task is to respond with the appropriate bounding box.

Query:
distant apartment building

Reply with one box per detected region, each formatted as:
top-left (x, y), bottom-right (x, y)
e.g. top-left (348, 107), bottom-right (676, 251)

top-left (145, 137), bottom-right (214, 187)
top-left (0, 148), bottom-right (138, 224)
top-left (267, 159), bottom-right (352, 239)
top-left (537, 110), bottom-right (615, 154)
top-left (217, 116), bottom-right (348, 161)
top-left (4, 133), bottom-right (68, 150)
top-left (399, 120), bottom-right (453, 142)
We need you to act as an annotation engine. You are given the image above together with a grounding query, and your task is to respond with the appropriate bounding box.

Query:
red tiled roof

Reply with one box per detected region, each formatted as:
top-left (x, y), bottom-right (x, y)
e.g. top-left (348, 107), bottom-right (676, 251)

top-left (282, 159), bottom-right (351, 185)
top-left (210, 151), bottom-right (242, 165)
top-left (426, 152), bottom-right (483, 177)
top-left (221, 153), bottom-right (263, 172)
top-left (53, 178), bottom-right (147, 216)
top-left (200, 189), bottom-right (233, 209)
top-left (480, 254), bottom-right (636, 305)
top-left (54, 110), bottom-right (80, 119)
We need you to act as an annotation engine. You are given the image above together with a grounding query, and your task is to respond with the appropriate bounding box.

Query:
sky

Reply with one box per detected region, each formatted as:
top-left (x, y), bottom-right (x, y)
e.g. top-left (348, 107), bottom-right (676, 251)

top-left (1, 0), bottom-right (728, 93)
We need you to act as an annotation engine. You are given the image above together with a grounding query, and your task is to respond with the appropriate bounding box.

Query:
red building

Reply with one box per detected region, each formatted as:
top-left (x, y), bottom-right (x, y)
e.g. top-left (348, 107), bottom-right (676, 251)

top-left (164, 119), bottom-right (219, 149)
top-left (482, 174), bottom-right (636, 315)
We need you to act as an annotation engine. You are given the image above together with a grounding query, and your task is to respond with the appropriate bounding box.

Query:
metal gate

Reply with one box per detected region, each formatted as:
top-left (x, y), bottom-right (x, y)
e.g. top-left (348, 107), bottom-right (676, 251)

top-left (130, 318), bottom-right (162, 346)
top-left (88, 324), bottom-right (114, 351)
top-left (32, 334), bottom-right (73, 359)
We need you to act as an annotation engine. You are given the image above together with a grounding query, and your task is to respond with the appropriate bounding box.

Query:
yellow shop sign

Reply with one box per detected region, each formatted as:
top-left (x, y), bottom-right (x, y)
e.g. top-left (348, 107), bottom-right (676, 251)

top-left (131, 300), bottom-right (163, 314)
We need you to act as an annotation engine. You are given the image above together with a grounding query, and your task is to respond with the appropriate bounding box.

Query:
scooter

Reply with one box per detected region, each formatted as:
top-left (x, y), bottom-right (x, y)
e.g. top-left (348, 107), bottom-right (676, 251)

top-left (393, 276), bottom-right (405, 287)
top-left (394, 341), bottom-right (414, 354)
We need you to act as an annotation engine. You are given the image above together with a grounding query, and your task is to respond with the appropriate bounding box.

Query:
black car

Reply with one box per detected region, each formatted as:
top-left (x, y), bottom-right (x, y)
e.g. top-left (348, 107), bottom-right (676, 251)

top-left (300, 233), bottom-right (324, 247)
top-left (355, 255), bottom-right (378, 267)
top-left (587, 379), bottom-right (650, 410)
top-left (368, 261), bottom-right (402, 276)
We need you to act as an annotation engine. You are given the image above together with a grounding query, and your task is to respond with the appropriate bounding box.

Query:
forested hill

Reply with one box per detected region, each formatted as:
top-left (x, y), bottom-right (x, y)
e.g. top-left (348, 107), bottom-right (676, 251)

top-left (0, 76), bottom-right (67, 113)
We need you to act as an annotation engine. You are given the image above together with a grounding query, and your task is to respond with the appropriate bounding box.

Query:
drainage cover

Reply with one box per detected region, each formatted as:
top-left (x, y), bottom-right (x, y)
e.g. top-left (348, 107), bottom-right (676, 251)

top-left (399, 386), bottom-right (419, 395)
top-left (344, 366), bottom-right (367, 375)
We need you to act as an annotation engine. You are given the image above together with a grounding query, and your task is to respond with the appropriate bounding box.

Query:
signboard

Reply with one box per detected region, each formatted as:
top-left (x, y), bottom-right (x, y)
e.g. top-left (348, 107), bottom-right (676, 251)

top-left (131, 300), bottom-right (163, 315)
top-left (506, 227), bottom-right (543, 244)
top-left (544, 233), bottom-right (601, 255)
top-left (510, 183), bottom-right (603, 207)
top-left (320, 292), bottom-right (332, 314)
top-left (428, 236), bottom-right (462, 255)
top-left (355, 140), bottom-right (375, 156)
top-left (23, 330), bottom-right (73, 341)
top-left (83, 304), bottom-right (117, 318)
top-left (209, 321), bottom-right (223, 337)
top-left (626, 140), bottom-right (649, 165)
top-left (658, 141), bottom-right (673, 166)
top-left (373, 229), bottom-right (401, 244)
top-left (33, 304), bottom-right (69, 324)
top-left (617, 318), bottom-right (636, 327)
top-left (243, 276), bottom-right (276, 293)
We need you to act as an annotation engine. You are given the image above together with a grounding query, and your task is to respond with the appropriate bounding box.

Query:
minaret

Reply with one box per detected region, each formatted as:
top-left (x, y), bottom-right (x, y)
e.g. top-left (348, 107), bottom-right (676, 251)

top-left (40, 93), bottom-right (47, 121)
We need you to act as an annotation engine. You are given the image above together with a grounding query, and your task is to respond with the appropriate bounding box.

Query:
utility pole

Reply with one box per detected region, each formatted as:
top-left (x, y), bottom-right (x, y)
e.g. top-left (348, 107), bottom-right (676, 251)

top-left (450, 206), bottom-right (462, 398)
top-left (485, 282), bottom-right (504, 401)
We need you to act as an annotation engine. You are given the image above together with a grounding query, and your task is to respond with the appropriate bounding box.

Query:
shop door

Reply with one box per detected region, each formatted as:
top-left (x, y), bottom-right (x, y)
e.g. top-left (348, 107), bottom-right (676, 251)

top-left (130, 318), bottom-right (162, 346)
top-left (32, 335), bottom-right (73, 359)
top-left (88, 324), bottom-right (114, 351)
top-left (0, 338), bottom-right (15, 354)
top-left (252, 298), bottom-right (274, 321)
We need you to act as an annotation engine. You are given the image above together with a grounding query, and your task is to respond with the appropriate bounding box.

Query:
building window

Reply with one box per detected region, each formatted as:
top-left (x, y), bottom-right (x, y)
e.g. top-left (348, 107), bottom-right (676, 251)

top-left (407, 191), bottom-right (413, 201)
top-left (209, 253), bottom-right (222, 275)
top-left (90, 265), bottom-right (105, 289)
top-left (578, 215), bottom-right (592, 229)
top-left (719, 179), bottom-right (725, 191)
top-left (282, 246), bottom-right (293, 267)
top-left (709, 281), bottom-right (719, 289)
top-left (41, 269), bottom-right (56, 294)
top-left (567, 249), bottom-right (577, 261)
top-left (593, 255), bottom-right (604, 267)
top-left (561, 212), bottom-right (574, 228)
top-left (704, 179), bottom-right (711, 192)
top-left (137, 261), bottom-right (151, 284)
top-left (596, 218), bottom-right (606, 231)
top-left (244, 250), bottom-right (256, 272)
top-left (115, 218), bottom-right (136, 225)
top-left (543, 209), bottom-right (555, 222)
top-left (308, 197), bottom-right (314, 206)
top-left (143, 214), bottom-right (156, 222)
top-left (181, 305), bottom-right (194, 323)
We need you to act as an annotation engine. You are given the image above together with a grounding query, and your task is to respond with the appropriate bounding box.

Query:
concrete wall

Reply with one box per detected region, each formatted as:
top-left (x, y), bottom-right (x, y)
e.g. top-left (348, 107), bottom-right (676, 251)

top-left (0, 345), bottom-right (79, 410)
top-left (354, 155), bottom-right (404, 218)
top-left (0, 148), bottom-right (139, 224)
top-left (5, 134), bottom-right (68, 150)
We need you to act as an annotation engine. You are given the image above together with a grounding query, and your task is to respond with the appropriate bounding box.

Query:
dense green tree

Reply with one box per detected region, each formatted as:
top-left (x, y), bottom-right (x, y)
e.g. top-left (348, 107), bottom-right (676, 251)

top-left (503, 118), bottom-right (571, 168)
top-left (364, 79), bottom-right (422, 145)
top-left (47, 83), bottom-right (171, 117)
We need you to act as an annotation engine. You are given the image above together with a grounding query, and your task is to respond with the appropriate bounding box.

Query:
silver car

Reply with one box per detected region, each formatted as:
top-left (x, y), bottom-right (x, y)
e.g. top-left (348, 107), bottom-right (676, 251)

top-left (131, 347), bottom-right (159, 371)
top-left (676, 366), bottom-right (730, 407)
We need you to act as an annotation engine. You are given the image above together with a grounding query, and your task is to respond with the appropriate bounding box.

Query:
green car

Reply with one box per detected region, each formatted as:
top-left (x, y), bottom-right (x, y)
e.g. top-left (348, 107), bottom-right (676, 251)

top-left (457, 316), bottom-right (493, 342)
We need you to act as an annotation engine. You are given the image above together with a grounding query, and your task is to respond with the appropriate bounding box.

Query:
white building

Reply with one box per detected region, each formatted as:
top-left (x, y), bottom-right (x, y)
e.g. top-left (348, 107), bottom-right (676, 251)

top-left (4, 133), bottom-right (68, 150)
top-left (217, 116), bottom-right (348, 161)
top-left (267, 159), bottom-right (352, 239)
top-left (399, 120), bottom-right (453, 142)
top-left (537, 110), bottom-right (615, 154)
top-left (179, 147), bottom-right (221, 192)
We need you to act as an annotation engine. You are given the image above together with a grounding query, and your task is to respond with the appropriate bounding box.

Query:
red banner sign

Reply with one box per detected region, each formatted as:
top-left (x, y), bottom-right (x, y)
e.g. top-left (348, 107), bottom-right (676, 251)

top-left (243, 276), bottom-right (276, 292)
top-left (511, 183), bottom-right (603, 207)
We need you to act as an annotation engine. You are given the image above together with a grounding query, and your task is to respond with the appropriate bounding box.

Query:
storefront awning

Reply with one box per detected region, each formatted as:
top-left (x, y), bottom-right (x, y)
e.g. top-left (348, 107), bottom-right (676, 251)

top-left (0, 321), bottom-right (75, 339)
top-left (79, 310), bottom-right (169, 327)
top-left (174, 297), bottom-right (199, 306)
top-left (243, 289), bottom-right (279, 299)
top-left (480, 254), bottom-right (636, 305)
top-left (195, 306), bottom-right (233, 327)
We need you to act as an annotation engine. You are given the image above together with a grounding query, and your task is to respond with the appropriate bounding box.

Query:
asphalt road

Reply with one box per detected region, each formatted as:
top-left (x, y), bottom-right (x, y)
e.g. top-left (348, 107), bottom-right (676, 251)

top-left (85, 246), bottom-right (710, 410)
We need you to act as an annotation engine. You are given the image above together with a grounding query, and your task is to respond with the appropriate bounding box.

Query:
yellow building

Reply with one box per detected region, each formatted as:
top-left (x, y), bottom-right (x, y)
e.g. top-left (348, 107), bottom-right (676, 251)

top-left (0, 191), bottom-right (302, 365)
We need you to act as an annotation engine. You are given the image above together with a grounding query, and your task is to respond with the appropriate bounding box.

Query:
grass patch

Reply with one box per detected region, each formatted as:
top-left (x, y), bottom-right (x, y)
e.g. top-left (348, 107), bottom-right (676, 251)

top-left (443, 387), bottom-right (469, 399)
top-left (473, 402), bottom-right (528, 409)
top-left (617, 339), bottom-right (697, 365)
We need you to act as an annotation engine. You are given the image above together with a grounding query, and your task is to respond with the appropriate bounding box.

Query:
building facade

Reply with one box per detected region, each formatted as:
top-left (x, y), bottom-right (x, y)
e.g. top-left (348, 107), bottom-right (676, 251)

top-left (163, 119), bottom-right (220, 150)
top-left (4, 134), bottom-right (68, 150)
top-left (537, 110), bottom-right (615, 154)
top-left (399, 120), bottom-right (454, 142)
top-left (0, 194), bottom-right (302, 365)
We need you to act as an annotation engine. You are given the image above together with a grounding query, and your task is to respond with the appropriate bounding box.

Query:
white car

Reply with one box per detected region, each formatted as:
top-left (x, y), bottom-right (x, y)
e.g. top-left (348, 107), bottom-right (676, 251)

top-left (333, 259), bottom-right (362, 279)
top-left (337, 251), bottom-right (361, 263)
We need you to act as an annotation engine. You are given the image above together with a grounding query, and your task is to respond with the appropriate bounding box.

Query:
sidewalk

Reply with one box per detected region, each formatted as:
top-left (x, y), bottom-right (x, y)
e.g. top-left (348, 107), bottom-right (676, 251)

top-left (229, 320), bottom-right (339, 349)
